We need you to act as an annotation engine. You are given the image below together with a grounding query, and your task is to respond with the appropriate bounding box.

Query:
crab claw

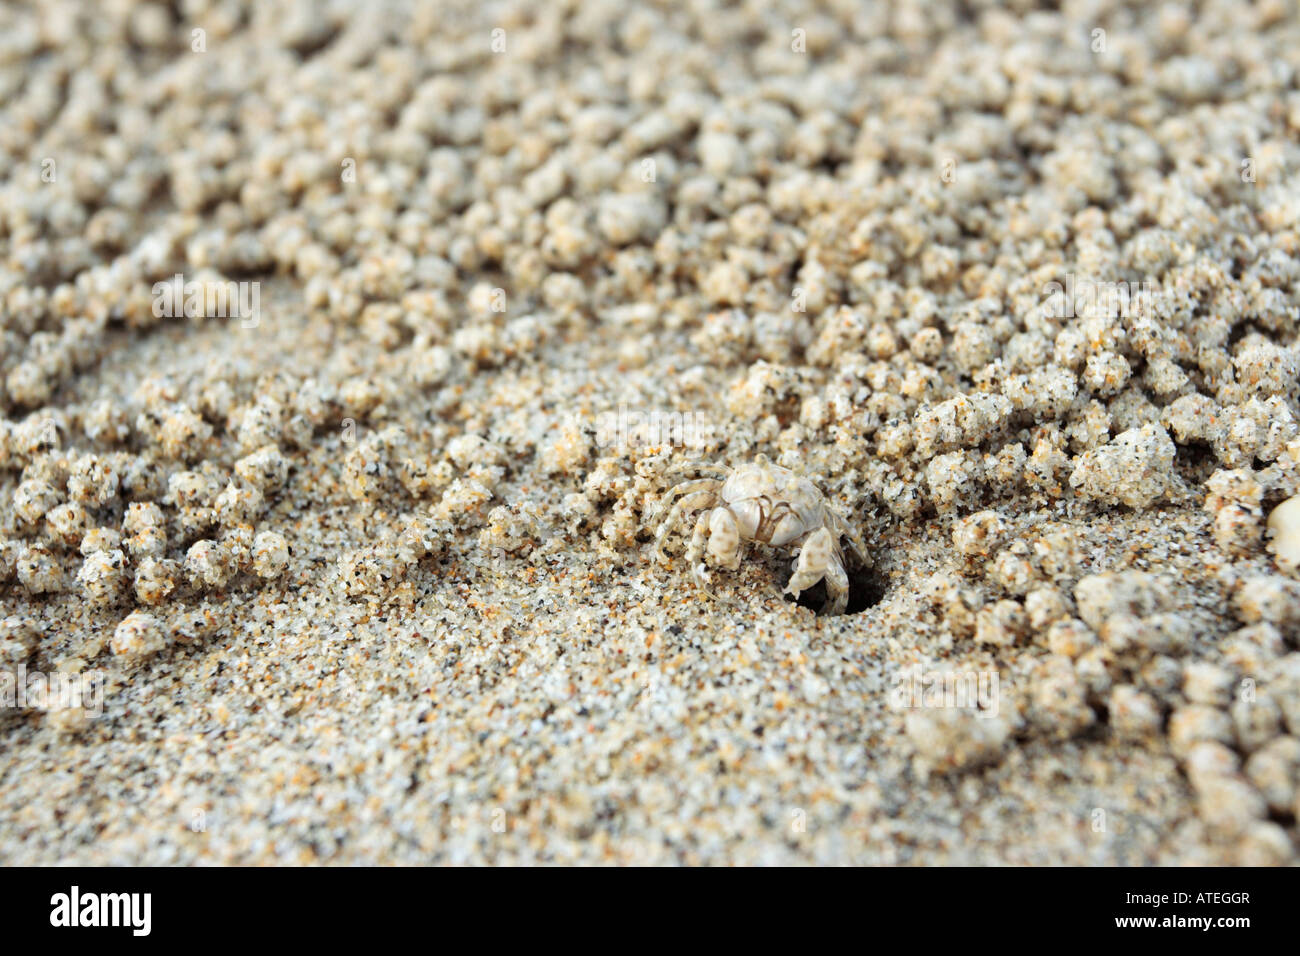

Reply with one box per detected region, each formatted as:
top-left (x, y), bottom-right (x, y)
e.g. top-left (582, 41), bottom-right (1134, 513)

top-left (785, 528), bottom-right (832, 590)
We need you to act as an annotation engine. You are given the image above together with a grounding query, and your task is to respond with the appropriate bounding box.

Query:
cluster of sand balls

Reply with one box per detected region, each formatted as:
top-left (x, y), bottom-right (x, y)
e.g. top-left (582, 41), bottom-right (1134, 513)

top-left (1, 393), bottom-right (294, 657)
top-left (0, 0), bottom-right (1299, 863)
top-left (898, 509), bottom-right (1300, 863)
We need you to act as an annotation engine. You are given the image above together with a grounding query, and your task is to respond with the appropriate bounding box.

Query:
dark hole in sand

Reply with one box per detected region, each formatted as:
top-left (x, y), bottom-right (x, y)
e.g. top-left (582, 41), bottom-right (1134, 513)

top-left (1173, 440), bottom-right (1219, 485)
top-left (787, 564), bottom-right (887, 616)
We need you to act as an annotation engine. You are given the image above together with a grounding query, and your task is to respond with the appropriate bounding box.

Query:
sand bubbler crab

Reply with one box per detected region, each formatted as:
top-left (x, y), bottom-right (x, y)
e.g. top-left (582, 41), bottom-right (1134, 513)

top-left (651, 456), bottom-right (870, 615)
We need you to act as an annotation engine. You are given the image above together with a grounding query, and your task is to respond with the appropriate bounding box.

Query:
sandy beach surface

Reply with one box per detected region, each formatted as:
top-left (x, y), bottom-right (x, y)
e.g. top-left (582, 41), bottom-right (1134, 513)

top-left (2, 0), bottom-right (1300, 864)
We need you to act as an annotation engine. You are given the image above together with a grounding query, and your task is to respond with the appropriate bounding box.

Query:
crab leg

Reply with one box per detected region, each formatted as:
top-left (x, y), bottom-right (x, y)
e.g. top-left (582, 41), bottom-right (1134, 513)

top-left (828, 508), bottom-right (870, 566)
top-left (822, 551), bottom-right (850, 615)
top-left (704, 506), bottom-right (741, 571)
top-left (687, 509), bottom-right (714, 586)
top-left (653, 486), bottom-right (717, 562)
top-left (650, 479), bottom-right (718, 527)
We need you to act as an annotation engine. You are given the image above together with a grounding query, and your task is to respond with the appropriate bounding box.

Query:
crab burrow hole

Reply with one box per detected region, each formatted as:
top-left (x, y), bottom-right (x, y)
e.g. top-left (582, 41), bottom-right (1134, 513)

top-left (786, 563), bottom-right (887, 616)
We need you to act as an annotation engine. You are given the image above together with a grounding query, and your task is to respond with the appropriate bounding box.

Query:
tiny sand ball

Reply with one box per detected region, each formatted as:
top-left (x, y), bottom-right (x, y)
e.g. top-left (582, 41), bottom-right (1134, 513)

top-left (560, 492), bottom-right (597, 532)
top-left (540, 421), bottom-right (592, 476)
top-left (447, 433), bottom-right (506, 470)
top-left (1244, 738), bottom-right (1300, 815)
top-left (1195, 776), bottom-right (1267, 837)
top-left (185, 539), bottom-right (237, 589)
top-left (167, 469), bottom-right (217, 508)
top-left (251, 531), bottom-right (290, 579)
top-left (67, 454), bottom-right (122, 507)
top-left (17, 544), bottom-right (63, 594)
top-left (82, 399), bottom-right (130, 445)
top-left (79, 526), bottom-right (123, 556)
top-left (12, 479), bottom-right (61, 524)
top-left (1214, 503), bottom-right (1263, 557)
top-left (234, 444), bottom-right (289, 492)
top-left (134, 556), bottom-right (178, 605)
top-left (45, 501), bottom-right (89, 547)
top-left (1025, 586), bottom-right (1069, 630)
top-left (906, 709), bottom-right (1010, 774)
top-left (111, 610), bottom-right (169, 663)
top-left (1030, 657), bottom-right (1095, 740)
top-left (1231, 693), bottom-right (1282, 753)
top-left (122, 501), bottom-right (167, 557)
top-left (1069, 424), bottom-right (1176, 510)
top-left (1044, 617), bottom-right (1097, 658)
top-left (1109, 685), bottom-right (1163, 740)
top-left (974, 599), bottom-right (1027, 646)
top-left (1235, 821), bottom-right (1294, 866)
top-left (76, 548), bottom-right (129, 604)
top-left (952, 510), bottom-right (1005, 557)
top-left (1233, 575), bottom-right (1300, 625)
top-left (1182, 661), bottom-right (1234, 708)
top-left (0, 617), bottom-right (39, 664)
top-left (1168, 704), bottom-right (1235, 758)
top-left (158, 405), bottom-right (213, 460)
top-left (1183, 741), bottom-right (1240, 789)
top-left (0, 537), bottom-right (21, 581)
top-left (432, 478), bottom-right (494, 528)
top-left (214, 480), bottom-right (265, 526)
